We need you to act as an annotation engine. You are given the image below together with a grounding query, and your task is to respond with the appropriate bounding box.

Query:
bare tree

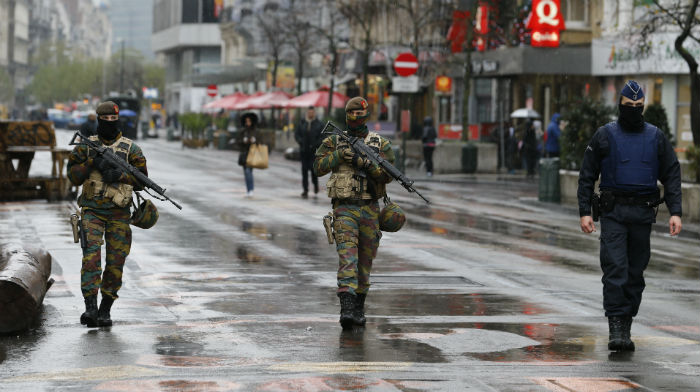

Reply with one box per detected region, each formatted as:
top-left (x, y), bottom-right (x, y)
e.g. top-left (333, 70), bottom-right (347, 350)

top-left (337, 0), bottom-right (383, 96)
top-left (257, 9), bottom-right (288, 90)
top-left (284, 0), bottom-right (317, 95)
top-left (631, 0), bottom-right (700, 179)
top-left (312, 0), bottom-right (348, 115)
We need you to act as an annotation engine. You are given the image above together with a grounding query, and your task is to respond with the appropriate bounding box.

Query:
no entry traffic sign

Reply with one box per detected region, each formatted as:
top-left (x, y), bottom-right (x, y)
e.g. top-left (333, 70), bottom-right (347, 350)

top-left (206, 84), bottom-right (218, 97)
top-left (394, 52), bottom-right (419, 77)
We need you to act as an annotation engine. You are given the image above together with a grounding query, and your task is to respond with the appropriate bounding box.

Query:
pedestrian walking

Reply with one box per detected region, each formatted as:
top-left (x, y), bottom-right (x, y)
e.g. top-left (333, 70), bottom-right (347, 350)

top-left (237, 112), bottom-right (259, 197)
top-left (521, 121), bottom-right (537, 178)
top-left (422, 116), bottom-right (437, 177)
top-left (505, 124), bottom-right (517, 174)
top-left (79, 113), bottom-right (98, 137)
top-left (66, 101), bottom-right (149, 328)
top-left (295, 106), bottom-right (323, 198)
top-left (314, 97), bottom-right (395, 330)
top-left (545, 113), bottom-right (562, 158)
top-left (577, 80), bottom-right (682, 351)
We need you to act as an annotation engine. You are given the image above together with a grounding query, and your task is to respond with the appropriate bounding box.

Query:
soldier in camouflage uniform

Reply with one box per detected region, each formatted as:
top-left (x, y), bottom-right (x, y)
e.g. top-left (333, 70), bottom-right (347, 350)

top-left (67, 101), bottom-right (148, 327)
top-left (314, 97), bottom-right (395, 329)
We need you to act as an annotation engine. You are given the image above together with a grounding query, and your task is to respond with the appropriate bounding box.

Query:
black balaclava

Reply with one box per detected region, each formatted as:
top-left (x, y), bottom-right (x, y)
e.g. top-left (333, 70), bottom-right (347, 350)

top-left (618, 104), bottom-right (644, 132)
top-left (97, 118), bottom-right (120, 141)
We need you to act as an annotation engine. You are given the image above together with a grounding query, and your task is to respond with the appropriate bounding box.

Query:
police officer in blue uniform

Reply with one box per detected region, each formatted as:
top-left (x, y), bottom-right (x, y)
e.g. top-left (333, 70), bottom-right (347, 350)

top-left (577, 80), bottom-right (682, 351)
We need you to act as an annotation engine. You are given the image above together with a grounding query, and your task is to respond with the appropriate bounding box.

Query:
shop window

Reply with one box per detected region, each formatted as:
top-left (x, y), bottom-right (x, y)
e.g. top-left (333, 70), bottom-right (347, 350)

top-left (561, 0), bottom-right (589, 28)
top-left (439, 96), bottom-right (451, 124)
top-left (201, 0), bottom-right (219, 23)
top-left (182, 0), bottom-right (199, 23)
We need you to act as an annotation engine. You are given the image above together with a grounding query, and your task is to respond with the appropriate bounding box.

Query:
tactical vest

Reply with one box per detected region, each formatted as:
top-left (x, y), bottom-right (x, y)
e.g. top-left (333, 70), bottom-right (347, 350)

top-left (600, 122), bottom-right (659, 193)
top-left (81, 136), bottom-right (134, 207)
top-left (326, 131), bottom-right (386, 200)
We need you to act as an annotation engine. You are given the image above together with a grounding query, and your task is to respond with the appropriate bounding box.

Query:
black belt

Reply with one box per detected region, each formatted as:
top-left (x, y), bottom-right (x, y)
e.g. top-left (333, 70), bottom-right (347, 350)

top-left (602, 191), bottom-right (663, 207)
top-left (332, 198), bottom-right (377, 207)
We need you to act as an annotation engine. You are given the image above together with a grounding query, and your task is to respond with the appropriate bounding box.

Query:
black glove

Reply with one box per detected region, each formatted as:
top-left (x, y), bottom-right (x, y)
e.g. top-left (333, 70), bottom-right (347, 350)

top-left (101, 168), bottom-right (123, 184)
top-left (93, 155), bottom-right (113, 173)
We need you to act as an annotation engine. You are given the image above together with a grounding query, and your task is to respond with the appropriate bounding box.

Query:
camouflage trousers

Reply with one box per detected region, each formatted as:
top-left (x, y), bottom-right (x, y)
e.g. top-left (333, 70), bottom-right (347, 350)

top-left (80, 208), bottom-right (132, 299)
top-left (333, 201), bottom-right (382, 295)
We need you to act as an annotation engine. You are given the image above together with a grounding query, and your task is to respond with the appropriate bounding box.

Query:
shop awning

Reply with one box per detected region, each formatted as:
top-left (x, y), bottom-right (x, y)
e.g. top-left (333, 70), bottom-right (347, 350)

top-left (470, 45), bottom-right (591, 77)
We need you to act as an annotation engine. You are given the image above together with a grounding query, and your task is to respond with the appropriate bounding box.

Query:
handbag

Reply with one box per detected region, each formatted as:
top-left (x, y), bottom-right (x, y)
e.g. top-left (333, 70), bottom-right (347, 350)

top-left (245, 143), bottom-right (269, 169)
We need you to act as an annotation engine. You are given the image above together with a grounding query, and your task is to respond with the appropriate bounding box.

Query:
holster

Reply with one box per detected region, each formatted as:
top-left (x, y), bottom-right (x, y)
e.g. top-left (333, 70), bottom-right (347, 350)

top-left (591, 193), bottom-right (600, 222)
top-left (323, 213), bottom-right (335, 245)
top-left (70, 213), bottom-right (87, 249)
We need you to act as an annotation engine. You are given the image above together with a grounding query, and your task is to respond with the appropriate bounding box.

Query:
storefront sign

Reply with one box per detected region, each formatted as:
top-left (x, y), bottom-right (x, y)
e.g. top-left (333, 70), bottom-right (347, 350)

top-left (592, 34), bottom-right (700, 75)
top-left (527, 0), bottom-right (565, 48)
top-left (471, 60), bottom-right (499, 74)
top-left (392, 76), bottom-right (420, 93)
top-left (435, 76), bottom-right (453, 93)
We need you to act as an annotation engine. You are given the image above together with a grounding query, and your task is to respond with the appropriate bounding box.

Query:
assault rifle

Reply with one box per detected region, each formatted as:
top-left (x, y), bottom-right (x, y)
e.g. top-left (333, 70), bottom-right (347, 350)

top-left (322, 121), bottom-right (430, 203)
top-left (69, 131), bottom-right (183, 210)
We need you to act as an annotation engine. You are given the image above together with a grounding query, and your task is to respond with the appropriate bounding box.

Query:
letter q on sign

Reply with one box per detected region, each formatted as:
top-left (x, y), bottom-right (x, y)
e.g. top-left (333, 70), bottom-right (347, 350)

top-left (537, 0), bottom-right (560, 27)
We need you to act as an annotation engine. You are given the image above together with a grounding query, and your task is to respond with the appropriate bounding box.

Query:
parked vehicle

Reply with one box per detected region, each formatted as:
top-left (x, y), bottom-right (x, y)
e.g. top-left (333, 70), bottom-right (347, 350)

top-left (47, 109), bottom-right (71, 129)
top-left (108, 96), bottom-right (140, 139)
top-left (68, 110), bottom-right (90, 130)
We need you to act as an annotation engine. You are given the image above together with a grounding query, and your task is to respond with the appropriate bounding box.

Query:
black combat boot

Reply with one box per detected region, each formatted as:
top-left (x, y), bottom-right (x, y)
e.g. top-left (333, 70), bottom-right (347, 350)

top-left (80, 296), bottom-right (98, 327)
top-left (354, 293), bottom-right (367, 326)
top-left (97, 295), bottom-right (115, 327)
top-left (608, 316), bottom-right (629, 351)
top-left (338, 292), bottom-right (356, 330)
top-left (622, 316), bottom-right (635, 351)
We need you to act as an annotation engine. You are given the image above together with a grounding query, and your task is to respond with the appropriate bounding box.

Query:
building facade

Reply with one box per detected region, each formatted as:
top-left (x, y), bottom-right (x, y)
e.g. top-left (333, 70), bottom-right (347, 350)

top-left (152, 0), bottom-right (223, 113)
top-left (105, 0), bottom-right (155, 59)
top-left (0, 0), bottom-right (31, 110)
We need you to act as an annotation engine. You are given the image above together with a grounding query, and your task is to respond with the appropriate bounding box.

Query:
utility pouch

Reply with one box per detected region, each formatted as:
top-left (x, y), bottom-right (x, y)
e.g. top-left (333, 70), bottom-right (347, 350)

top-left (323, 213), bottom-right (335, 245)
top-left (591, 193), bottom-right (601, 222)
top-left (600, 191), bottom-right (615, 213)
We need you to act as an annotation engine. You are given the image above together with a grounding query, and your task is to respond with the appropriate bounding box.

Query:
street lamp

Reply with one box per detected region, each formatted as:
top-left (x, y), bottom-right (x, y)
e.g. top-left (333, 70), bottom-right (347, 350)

top-left (119, 39), bottom-right (125, 93)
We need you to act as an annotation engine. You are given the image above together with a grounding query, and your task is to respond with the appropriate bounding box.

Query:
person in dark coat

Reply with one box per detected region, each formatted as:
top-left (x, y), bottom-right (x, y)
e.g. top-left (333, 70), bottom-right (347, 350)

top-left (577, 80), bottom-right (682, 352)
top-left (79, 113), bottom-right (98, 137)
top-left (237, 112), bottom-right (259, 197)
top-left (521, 120), bottom-right (538, 178)
top-left (295, 106), bottom-right (324, 198)
top-left (545, 113), bottom-right (562, 158)
top-left (421, 116), bottom-right (437, 176)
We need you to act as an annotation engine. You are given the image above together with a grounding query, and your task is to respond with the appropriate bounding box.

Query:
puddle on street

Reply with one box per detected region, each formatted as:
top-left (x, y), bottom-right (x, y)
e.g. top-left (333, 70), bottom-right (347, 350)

top-left (369, 291), bottom-right (551, 317)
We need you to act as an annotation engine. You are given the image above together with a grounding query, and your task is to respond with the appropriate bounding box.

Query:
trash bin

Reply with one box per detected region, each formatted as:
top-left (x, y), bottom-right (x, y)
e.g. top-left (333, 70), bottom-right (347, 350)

top-left (166, 127), bottom-right (175, 141)
top-left (217, 132), bottom-right (229, 150)
top-left (461, 143), bottom-right (478, 173)
top-left (538, 157), bottom-right (561, 203)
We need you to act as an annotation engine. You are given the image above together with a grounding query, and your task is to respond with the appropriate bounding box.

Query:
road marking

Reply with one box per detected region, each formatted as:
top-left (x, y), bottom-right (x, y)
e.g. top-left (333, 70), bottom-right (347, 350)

top-left (6, 365), bottom-right (163, 382)
top-left (531, 377), bottom-right (640, 391)
top-left (269, 362), bottom-right (413, 373)
top-left (95, 379), bottom-right (242, 391)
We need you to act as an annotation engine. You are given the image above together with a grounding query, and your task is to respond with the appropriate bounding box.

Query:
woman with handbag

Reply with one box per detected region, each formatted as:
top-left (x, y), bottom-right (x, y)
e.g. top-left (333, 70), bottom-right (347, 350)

top-left (237, 112), bottom-right (259, 197)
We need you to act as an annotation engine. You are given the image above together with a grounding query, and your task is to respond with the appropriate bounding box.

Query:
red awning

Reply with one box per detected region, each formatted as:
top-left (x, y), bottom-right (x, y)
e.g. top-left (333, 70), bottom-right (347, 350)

top-left (284, 88), bottom-right (349, 109)
top-left (235, 91), bottom-right (293, 110)
top-left (202, 92), bottom-right (248, 110)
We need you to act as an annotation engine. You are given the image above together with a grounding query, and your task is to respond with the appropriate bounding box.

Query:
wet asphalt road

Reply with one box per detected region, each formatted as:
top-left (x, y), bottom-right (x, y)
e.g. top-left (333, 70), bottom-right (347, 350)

top-left (0, 130), bottom-right (699, 391)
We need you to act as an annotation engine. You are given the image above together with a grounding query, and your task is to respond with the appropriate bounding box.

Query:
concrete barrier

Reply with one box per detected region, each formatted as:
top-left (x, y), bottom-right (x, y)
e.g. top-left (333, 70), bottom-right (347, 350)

top-left (393, 139), bottom-right (498, 174)
top-left (559, 170), bottom-right (699, 222)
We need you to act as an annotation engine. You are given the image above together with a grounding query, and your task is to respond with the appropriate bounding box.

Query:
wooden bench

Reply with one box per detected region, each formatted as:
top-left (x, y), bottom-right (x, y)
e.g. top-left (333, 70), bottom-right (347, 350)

top-left (0, 121), bottom-right (74, 201)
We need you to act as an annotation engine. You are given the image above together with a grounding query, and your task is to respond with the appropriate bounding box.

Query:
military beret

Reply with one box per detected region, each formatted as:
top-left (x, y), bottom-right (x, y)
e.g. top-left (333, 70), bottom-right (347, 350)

top-left (96, 101), bottom-right (119, 115)
top-left (620, 80), bottom-right (645, 101)
top-left (345, 97), bottom-right (369, 112)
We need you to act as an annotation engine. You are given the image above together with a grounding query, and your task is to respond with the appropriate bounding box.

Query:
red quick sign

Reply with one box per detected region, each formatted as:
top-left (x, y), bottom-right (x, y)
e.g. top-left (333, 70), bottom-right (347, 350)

top-left (527, 0), bottom-right (565, 47)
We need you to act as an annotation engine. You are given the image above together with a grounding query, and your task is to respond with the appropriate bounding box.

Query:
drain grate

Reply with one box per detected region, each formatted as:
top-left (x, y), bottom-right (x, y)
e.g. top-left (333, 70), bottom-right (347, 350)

top-left (371, 275), bottom-right (482, 286)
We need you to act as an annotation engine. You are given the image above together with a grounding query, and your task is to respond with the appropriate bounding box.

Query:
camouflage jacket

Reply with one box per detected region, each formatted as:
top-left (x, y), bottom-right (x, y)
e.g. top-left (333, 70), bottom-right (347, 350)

top-left (67, 134), bottom-right (148, 210)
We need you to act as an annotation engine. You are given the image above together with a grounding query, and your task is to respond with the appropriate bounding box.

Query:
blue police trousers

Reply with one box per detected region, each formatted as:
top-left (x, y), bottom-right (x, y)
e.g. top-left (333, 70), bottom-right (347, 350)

top-left (599, 204), bottom-right (654, 317)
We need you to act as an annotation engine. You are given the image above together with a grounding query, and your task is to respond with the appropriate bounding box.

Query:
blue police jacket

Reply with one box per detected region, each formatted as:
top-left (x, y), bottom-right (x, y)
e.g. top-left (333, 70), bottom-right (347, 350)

top-left (599, 122), bottom-right (659, 194)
